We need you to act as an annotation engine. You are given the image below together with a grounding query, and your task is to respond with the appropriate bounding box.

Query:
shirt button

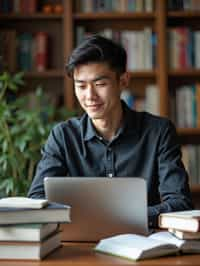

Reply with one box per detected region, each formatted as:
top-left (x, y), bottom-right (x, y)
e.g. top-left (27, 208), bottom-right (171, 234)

top-left (108, 173), bottom-right (113, 178)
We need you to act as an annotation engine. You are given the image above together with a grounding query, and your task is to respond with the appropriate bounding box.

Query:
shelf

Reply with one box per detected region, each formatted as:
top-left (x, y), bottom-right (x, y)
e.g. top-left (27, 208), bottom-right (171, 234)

top-left (168, 11), bottom-right (200, 18)
top-left (169, 69), bottom-right (200, 77)
top-left (24, 70), bottom-right (65, 79)
top-left (74, 12), bottom-right (155, 20)
top-left (129, 70), bottom-right (156, 78)
top-left (0, 13), bottom-right (63, 20)
top-left (190, 184), bottom-right (200, 193)
top-left (177, 128), bottom-right (200, 136)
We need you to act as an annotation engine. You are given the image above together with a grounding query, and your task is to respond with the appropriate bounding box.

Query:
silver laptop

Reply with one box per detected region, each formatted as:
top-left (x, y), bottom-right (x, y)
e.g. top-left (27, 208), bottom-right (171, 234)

top-left (44, 177), bottom-right (148, 241)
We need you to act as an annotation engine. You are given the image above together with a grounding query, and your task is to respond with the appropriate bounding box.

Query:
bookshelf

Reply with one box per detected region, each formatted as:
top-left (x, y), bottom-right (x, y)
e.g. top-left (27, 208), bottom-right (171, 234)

top-left (0, 0), bottom-right (66, 106)
top-left (1, 1), bottom-right (200, 191)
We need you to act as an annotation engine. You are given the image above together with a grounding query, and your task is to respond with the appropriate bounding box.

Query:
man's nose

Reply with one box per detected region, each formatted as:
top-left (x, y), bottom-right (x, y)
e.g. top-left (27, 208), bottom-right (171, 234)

top-left (85, 83), bottom-right (96, 98)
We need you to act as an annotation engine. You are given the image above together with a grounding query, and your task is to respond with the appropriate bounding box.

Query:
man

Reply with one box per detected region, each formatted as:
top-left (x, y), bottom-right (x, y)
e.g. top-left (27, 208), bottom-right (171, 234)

top-left (28, 35), bottom-right (193, 227)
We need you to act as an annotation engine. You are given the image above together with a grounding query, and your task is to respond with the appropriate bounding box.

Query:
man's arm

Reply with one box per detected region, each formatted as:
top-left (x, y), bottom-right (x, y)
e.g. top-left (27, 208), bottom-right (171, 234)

top-left (149, 120), bottom-right (194, 227)
top-left (27, 124), bottom-right (68, 198)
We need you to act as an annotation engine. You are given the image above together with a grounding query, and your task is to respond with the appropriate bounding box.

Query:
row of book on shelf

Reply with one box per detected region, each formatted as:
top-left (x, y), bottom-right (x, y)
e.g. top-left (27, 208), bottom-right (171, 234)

top-left (95, 210), bottom-right (200, 261)
top-left (0, 197), bottom-right (70, 260)
top-left (168, 0), bottom-right (200, 10)
top-left (121, 83), bottom-right (200, 129)
top-left (0, 0), bottom-right (63, 14)
top-left (0, 0), bottom-right (37, 13)
top-left (76, 27), bottom-right (157, 71)
top-left (171, 84), bottom-right (200, 128)
top-left (0, 30), bottom-right (49, 72)
top-left (76, 0), bottom-right (154, 13)
top-left (77, 26), bottom-right (200, 71)
top-left (169, 27), bottom-right (200, 69)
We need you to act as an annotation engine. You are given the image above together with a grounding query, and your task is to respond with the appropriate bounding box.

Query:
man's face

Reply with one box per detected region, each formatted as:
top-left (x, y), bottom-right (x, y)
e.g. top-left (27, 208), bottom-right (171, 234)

top-left (73, 63), bottom-right (125, 120)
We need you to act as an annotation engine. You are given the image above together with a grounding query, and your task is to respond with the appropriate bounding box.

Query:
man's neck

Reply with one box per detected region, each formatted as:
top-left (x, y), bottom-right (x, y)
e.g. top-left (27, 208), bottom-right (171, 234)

top-left (92, 106), bottom-right (123, 141)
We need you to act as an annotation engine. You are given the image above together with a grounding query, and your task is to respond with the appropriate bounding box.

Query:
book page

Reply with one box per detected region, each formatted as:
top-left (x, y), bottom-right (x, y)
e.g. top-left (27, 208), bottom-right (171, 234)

top-left (149, 231), bottom-right (184, 248)
top-left (101, 234), bottom-right (176, 251)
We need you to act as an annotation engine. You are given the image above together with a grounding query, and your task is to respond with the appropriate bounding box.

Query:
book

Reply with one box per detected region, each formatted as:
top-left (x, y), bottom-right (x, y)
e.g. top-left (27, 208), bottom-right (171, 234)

top-left (0, 197), bottom-right (48, 209)
top-left (0, 230), bottom-right (61, 260)
top-left (159, 210), bottom-right (200, 232)
top-left (95, 231), bottom-right (179, 261)
top-left (0, 202), bottom-right (71, 225)
top-left (169, 228), bottom-right (200, 240)
top-left (95, 231), bottom-right (200, 261)
top-left (0, 223), bottom-right (58, 242)
top-left (0, 30), bottom-right (16, 72)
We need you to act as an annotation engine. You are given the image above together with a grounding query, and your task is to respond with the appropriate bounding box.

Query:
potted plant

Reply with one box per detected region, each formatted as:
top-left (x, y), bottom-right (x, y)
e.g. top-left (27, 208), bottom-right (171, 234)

top-left (0, 72), bottom-right (76, 197)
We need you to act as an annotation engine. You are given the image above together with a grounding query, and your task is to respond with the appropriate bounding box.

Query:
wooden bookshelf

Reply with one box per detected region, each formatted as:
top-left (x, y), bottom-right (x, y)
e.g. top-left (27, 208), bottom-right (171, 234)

top-left (74, 12), bottom-right (155, 20)
top-left (0, 13), bottom-right (63, 20)
top-left (0, 0), bottom-right (66, 106)
top-left (24, 70), bottom-right (65, 79)
top-left (1, 1), bottom-right (200, 190)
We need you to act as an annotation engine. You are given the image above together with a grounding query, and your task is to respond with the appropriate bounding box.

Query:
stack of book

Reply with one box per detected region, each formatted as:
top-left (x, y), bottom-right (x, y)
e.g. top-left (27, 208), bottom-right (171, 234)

top-left (159, 210), bottom-right (200, 240)
top-left (0, 197), bottom-right (71, 260)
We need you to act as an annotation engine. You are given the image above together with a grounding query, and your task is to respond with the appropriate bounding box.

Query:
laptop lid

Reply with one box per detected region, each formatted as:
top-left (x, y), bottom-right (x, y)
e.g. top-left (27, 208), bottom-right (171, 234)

top-left (44, 177), bottom-right (148, 241)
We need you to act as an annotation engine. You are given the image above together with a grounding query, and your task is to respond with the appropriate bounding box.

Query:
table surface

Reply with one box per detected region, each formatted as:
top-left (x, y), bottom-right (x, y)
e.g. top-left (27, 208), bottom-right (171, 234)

top-left (2, 242), bottom-right (200, 266)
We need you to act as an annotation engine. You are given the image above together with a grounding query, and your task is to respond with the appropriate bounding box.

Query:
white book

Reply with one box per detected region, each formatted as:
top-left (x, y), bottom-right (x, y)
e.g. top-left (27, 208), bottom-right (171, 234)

top-left (0, 197), bottom-right (48, 209)
top-left (144, 27), bottom-right (152, 70)
top-left (95, 231), bottom-right (200, 261)
top-left (0, 223), bottom-right (58, 242)
top-left (145, 0), bottom-right (153, 12)
top-left (0, 230), bottom-right (61, 260)
top-left (145, 84), bottom-right (159, 115)
top-left (95, 232), bottom-right (180, 261)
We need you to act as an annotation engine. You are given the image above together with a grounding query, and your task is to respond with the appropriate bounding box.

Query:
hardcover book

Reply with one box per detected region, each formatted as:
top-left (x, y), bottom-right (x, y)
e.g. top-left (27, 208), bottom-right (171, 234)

top-left (159, 210), bottom-right (200, 232)
top-left (0, 230), bottom-right (61, 260)
top-left (0, 202), bottom-right (71, 225)
top-left (95, 231), bottom-right (200, 261)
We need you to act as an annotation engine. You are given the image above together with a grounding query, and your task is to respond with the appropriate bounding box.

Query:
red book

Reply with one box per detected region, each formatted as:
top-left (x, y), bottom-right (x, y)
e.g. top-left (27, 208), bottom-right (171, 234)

top-left (35, 32), bottom-right (48, 72)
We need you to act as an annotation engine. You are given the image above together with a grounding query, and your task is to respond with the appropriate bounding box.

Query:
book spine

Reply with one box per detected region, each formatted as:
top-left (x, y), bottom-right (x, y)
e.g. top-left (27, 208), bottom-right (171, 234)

top-left (35, 32), bottom-right (48, 72)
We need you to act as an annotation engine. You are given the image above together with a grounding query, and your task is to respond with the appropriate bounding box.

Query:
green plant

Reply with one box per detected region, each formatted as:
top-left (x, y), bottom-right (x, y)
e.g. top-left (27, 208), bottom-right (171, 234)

top-left (0, 72), bottom-right (76, 197)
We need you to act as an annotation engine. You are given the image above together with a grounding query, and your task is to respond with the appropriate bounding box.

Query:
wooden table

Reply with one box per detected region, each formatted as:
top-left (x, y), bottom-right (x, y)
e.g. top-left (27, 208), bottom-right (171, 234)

top-left (2, 242), bottom-right (200, 266)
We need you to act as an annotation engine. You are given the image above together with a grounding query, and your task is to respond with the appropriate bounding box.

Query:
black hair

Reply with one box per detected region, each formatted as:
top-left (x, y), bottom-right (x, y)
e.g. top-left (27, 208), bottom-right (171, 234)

top-left (66, 35), bottom-right (127, 77)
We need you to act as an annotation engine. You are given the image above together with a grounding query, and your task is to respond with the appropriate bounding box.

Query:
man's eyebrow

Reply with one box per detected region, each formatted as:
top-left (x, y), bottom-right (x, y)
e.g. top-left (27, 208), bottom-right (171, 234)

top-left (74, 75), bottom-right (110, 83)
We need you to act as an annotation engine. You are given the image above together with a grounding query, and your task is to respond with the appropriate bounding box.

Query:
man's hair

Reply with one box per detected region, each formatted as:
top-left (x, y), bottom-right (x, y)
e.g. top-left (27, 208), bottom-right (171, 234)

top-left (66, 35), bottom-right (127, 77)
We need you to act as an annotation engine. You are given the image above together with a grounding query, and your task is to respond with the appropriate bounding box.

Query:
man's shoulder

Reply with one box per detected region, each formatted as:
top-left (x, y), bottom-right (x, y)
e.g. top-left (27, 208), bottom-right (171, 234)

top-left (132, 109), bottom-right (174, 132)
top-left (51, 115), bottom-right (85, 135)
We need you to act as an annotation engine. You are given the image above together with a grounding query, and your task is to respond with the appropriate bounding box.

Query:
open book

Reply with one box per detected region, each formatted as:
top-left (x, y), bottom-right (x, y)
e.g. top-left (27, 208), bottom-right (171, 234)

top-left (95, 231), bottom-right (200, 261)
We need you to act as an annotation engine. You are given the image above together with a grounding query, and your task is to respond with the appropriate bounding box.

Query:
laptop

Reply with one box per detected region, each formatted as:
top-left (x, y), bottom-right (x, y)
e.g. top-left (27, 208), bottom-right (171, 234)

top-left (44, 177), bottom-right (148, 241)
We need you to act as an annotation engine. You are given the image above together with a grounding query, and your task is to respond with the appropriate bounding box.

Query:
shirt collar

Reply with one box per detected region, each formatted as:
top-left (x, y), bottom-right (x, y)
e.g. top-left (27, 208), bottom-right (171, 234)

top-left (81, 100), bottom-right (139, 142)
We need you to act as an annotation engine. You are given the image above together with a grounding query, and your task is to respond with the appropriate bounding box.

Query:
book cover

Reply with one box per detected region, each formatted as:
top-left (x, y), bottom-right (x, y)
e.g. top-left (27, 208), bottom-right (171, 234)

top-left (159, 210), bottom-right (200, 232)
top-left (0, 223), bottom-right (58, 242)
top-left (95, 232), bottom-right (179, 261)
top-left (0, 197), bottom-right (48, 209)
top-left (0, 230), bottom-right (61, 260)
top-left (169, 228), bottom-right (200, 240)
top-left (95, 231), bottom-right (200, 261)
top-left (0, 202), bottom-right (71, 225)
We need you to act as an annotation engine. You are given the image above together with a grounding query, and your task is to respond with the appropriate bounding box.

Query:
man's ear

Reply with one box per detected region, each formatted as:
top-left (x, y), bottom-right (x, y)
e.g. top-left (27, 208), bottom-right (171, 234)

top-left (119, 72), bottom-right (130, 90)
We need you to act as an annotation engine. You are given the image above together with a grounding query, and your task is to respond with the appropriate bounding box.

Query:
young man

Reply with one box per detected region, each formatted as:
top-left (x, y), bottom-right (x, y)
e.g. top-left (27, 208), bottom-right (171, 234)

top-left (28, 35), bottom-right (193, 227)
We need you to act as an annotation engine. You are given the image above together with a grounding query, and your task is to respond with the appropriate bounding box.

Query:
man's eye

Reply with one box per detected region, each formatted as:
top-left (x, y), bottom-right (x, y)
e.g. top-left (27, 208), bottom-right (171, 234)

top-left (95, 83), bottom-right (106, 87)
top-left (76, 85), bottom-right (85, 90)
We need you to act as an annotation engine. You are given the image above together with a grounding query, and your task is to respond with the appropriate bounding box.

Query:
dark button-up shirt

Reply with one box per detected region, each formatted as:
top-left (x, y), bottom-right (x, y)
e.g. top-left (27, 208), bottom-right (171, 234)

top-left (28, 102), bottom-right (193, 227)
